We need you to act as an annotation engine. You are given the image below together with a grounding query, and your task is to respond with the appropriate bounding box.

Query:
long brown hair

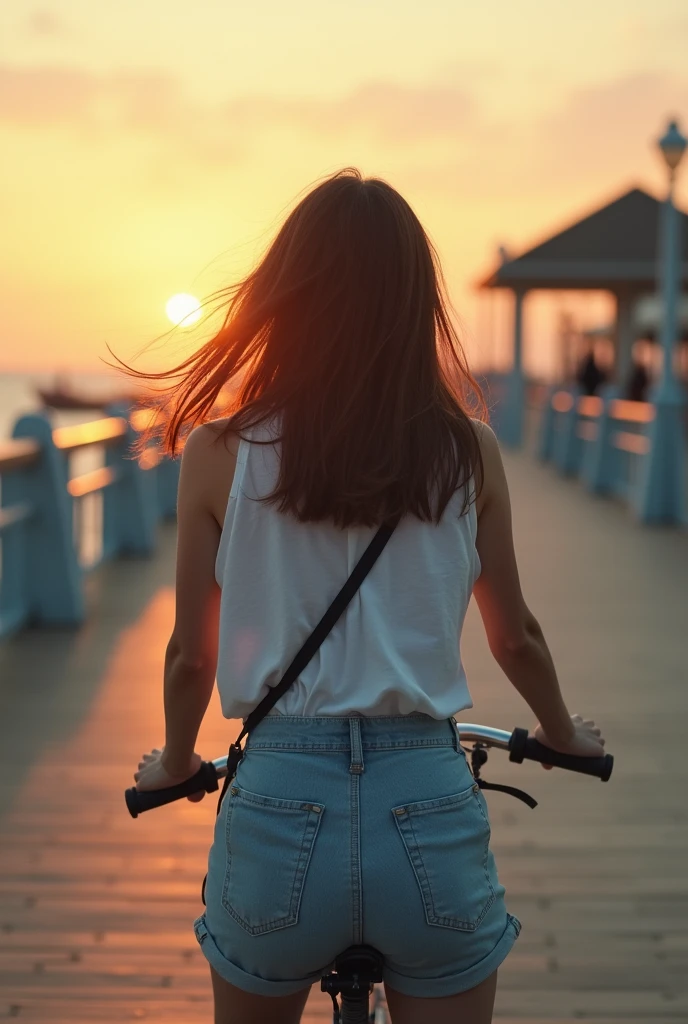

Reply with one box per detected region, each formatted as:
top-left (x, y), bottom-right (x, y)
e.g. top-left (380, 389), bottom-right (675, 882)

top-left (126, 168), bottom-right (486, 527)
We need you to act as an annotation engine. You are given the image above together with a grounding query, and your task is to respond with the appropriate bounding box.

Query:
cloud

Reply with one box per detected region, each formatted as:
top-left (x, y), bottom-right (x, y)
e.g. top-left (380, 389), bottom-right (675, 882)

top-left (400, 72), bottom-right (688, 204)
top-left (0, 64), bottom-right (237, 165)
top-left (0, 66), bottom-right (95, 125)
top-left (0, 63), bottom-right (475, 148)
top-left (26, 9), bottom-right (67, 36)
top-left (535, 73), bottom-right (688, 181)
top-left (222, 81), bottom-right (475, 144)
top-left (0, 65), bottom-right (177, 129)
top-left (1, 62), bottom-right (684, 205)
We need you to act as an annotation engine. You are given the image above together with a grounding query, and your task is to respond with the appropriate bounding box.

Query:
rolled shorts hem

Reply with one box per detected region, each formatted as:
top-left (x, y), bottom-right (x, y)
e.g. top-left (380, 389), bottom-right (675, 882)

top-left (193, 916), bottom-right (324, 997)
top-left (383, 914), bottom-right (522, 999)
top-left (193, 913), bottom-right (521, 1000)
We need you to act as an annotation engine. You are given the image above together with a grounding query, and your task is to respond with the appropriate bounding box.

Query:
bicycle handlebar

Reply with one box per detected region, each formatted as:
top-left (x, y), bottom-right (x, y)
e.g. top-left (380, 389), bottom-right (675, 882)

top-left (124, 760), bottom-right (220, 818)
top-left (124, 722), bottom-right (614, 817)
top-left (507, 727), bottom-right (613, 781)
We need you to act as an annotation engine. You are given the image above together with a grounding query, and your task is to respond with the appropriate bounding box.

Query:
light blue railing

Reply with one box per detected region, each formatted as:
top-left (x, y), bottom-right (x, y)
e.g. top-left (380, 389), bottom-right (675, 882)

top-left (537, 386), bottom-right (658, 513)
top-left (480, 372), bottom-right (548, 447)
top-left (0, 406), bottom-right (180, 638)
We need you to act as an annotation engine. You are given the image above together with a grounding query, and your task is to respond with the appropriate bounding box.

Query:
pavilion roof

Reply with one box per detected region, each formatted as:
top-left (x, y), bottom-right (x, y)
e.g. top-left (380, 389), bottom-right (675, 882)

top-left (480, 187), bottom-right (688, 292)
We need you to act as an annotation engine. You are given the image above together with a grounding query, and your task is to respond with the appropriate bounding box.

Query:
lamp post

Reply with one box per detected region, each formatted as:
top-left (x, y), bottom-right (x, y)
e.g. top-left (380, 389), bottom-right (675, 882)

top-left (637, 119), bottom-right (687, 524)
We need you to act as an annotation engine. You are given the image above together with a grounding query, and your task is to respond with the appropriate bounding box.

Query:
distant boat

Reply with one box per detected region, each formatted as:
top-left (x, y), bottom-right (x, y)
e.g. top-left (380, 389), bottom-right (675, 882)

top-left (37, 384), bottom-right (139, 411)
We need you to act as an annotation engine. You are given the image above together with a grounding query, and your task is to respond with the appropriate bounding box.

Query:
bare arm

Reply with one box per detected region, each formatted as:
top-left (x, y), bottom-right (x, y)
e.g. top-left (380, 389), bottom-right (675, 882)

top-left (162, 424), bottom-right (238, 773)
top-left (135, 424), bottom-right (237, 792)
top-left (472, 424), bottom-right (581, 749)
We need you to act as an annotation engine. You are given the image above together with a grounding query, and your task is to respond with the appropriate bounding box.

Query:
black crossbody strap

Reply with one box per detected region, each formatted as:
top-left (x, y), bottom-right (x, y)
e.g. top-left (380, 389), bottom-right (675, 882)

top-left (216, 517), bottom-right (399, 808)
top-left (201, 516), bottom-right (400, 903)
top-left (241, 517), bottom-right (399, 736)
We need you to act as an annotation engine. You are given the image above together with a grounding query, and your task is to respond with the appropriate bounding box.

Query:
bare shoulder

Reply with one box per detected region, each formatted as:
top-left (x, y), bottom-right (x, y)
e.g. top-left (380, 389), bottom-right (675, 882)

top-left (470, 419), bottom-right (506, 516)
top-left (470, 418), bottom-right (498, 454)
top-left (183, 419), bottom-right (238, 455)
top-left (180, 420), bottom-right (240, 526)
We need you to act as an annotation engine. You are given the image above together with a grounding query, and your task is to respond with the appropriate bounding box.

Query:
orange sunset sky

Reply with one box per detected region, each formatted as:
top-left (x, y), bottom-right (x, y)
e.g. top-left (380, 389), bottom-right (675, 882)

top-left (1, 0), bottom-right (687, 378)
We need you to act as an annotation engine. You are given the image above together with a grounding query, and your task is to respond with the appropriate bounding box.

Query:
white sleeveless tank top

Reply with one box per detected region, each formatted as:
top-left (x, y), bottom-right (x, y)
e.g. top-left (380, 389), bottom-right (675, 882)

top-left (214, 420), bottom-right (481, 721)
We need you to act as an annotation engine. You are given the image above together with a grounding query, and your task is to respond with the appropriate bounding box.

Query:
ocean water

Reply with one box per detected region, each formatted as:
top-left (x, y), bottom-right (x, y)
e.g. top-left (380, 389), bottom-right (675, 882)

top-left (0, 370), bottom-right (134, 439)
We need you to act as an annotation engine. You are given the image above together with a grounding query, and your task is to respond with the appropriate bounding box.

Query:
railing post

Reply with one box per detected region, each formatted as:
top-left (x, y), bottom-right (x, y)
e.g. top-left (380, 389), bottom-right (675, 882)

top-left (537, 385), bottom-right (557, 461)
top-left (4, 413), bottom-right (84, 625)
top-left (0, 516), bottom-right (29, 635)
top-left (552, 388), bottom-right (581, 475)
top-left (582, 385), bottom-right (618, 495)
top-left (634, 400), bottom-right (686, 524)
top-left (103, 405), bottom-right (157, 556)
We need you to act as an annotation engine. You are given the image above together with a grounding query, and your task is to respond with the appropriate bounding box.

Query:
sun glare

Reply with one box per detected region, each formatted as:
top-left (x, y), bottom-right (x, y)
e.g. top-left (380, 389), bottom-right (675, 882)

top-left (166, 293), bottom-right (202, 327)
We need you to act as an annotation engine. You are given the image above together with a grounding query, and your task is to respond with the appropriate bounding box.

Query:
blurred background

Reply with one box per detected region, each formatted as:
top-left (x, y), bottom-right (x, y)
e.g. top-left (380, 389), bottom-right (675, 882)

top-left (1, 3), bottom-right (687, 1022)
top-left (1, 0), bottom-right (687, 410)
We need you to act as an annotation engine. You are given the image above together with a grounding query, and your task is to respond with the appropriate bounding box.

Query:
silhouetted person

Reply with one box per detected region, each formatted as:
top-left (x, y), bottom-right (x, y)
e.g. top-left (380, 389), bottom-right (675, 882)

top-left (577, 351), bottom-right (606, 396)
top-left (624, 359), bottom-right (650, 403)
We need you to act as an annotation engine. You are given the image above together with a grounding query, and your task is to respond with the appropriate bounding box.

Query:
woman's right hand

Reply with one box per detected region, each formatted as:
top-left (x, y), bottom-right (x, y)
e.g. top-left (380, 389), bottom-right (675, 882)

top-left (533, 714), bottom-right (606, 770)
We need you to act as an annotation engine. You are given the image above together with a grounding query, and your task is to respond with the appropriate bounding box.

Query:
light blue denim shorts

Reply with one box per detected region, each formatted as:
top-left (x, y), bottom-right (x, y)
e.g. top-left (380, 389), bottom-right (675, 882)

top-left (194, 713), bottom-right (520, 998)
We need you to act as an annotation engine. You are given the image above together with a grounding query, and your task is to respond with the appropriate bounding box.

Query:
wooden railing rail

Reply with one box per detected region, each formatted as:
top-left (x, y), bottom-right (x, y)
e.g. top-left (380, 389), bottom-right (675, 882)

top-left (0, 439), bottom-right (41, 472)
top-left (52, 417), bottom-right (128, 453)
top-left (0, 408), bottom-right (180, 638)
top-left (537, 385), bottom-right (678, 523)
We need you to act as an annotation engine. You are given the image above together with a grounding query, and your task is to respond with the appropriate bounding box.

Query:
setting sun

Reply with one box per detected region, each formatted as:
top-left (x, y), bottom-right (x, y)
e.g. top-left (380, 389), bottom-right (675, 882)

top-left (166, 293), bottom-right (202, 327)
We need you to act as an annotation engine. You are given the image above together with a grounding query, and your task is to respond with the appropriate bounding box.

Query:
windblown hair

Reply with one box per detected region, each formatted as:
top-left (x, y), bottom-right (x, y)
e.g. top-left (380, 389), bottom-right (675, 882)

top-left (126, 168), bottom-right (486, 527)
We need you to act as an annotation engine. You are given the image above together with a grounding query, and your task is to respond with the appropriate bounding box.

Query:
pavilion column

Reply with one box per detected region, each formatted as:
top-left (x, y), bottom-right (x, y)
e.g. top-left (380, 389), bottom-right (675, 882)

top-left (614, 288), bottom-right (635, 391)
top-left (637, 180), bottom-right (686, 523)
top-left (500, 286), bottom-right (527, 447)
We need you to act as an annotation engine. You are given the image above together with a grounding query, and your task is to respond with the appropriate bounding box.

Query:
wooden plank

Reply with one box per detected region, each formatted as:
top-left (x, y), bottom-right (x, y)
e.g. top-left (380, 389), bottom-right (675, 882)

top-left (129, 409), bottom-right (165, 434)
top-left (494, 988), bottom-right (688, 1016)
top-left (1, 454), bottom-right (687, 1021)
top-left (551, 391), bottom-right (574, 413)
top-left (52, 418), bottom-right (127, 453)
top-left (138, 449), bottom-right (162, 471)
top-left (609, 398), bottom-right (655, 423)
top-left (0, 438), bottom-right (41, 472)
top-left (576, 395), bottom-right (603, 418)
top-left (68, 466), bottom-right (120, 499)
top-left (613, 429), bottom-right (650, 455)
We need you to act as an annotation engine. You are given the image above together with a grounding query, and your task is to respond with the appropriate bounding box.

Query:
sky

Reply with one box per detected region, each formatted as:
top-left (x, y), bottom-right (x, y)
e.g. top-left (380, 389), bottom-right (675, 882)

top-left (1, 0), bottom-right (687, 379)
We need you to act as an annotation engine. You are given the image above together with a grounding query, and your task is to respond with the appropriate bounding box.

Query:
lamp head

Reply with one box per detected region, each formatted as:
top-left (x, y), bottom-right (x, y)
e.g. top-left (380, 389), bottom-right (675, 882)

top-left (658, 119), bottom-right (687, 173)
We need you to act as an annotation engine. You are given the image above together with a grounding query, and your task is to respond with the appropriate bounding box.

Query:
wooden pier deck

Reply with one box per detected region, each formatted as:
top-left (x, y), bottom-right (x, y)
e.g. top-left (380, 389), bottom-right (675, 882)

top-left (1, 450), bottom-right (687, 1022)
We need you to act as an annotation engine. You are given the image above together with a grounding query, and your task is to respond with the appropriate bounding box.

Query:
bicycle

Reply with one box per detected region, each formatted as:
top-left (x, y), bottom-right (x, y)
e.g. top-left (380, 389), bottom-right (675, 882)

top-left (125, 722), bottom-right (613, 1023)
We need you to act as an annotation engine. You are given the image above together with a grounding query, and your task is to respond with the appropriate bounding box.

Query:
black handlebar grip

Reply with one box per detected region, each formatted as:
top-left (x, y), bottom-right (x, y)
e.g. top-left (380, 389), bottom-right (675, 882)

top-left (508, 728), bottom-right (613, 781)
top-left (125, 761), bottom-right (220, 818)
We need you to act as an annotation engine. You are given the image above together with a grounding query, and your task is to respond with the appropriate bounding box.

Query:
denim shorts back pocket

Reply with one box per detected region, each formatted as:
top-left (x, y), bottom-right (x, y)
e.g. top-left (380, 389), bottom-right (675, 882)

top-left (222, 785), bottom-right (325, 936)
top-left (392, 783), bottom-right (496, 932)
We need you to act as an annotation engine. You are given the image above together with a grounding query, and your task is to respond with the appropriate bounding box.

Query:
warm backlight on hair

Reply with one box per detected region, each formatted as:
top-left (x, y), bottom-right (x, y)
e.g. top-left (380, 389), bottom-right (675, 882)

top-left (166, 293), bottom-right (202, 327)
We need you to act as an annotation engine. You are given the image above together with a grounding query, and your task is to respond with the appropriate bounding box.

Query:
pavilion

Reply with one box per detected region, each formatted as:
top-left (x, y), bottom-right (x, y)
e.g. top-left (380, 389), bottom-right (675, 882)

top-left (479, 186), bottom-right (688, 446)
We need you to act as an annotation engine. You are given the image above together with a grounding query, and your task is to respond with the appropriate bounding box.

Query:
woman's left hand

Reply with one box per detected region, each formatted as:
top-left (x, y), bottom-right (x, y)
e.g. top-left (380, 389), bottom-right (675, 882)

top-left (134, 748), bottom-right (205, 802)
